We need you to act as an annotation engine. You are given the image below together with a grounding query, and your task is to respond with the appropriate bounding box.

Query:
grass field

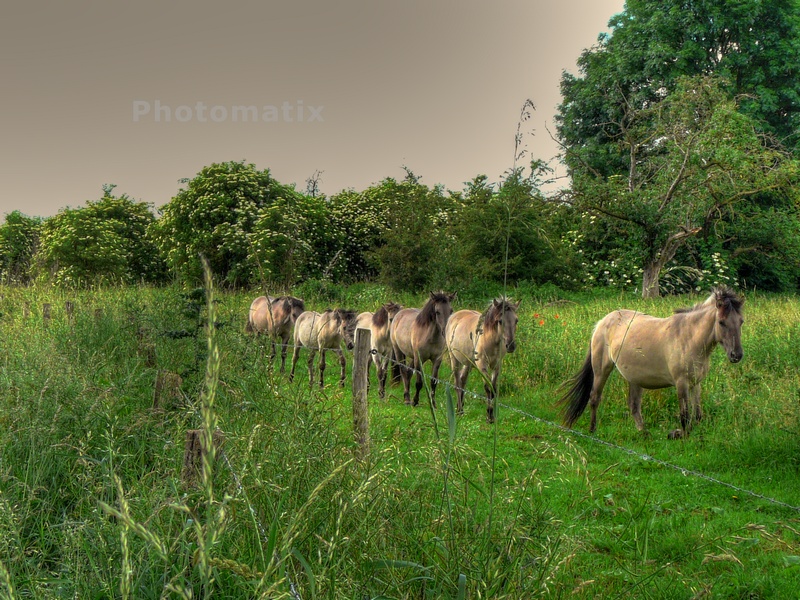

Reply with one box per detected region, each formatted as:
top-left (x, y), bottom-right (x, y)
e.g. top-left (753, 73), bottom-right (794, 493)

top-left (0, 281), bottom-right (799, 599)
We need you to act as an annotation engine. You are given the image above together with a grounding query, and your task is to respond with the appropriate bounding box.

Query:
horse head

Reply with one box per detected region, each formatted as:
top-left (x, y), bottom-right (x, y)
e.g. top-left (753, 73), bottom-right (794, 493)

top-left (288, 297), bottom-right (306, 324)
top-left (493, 298), bottom-right (520, 353)
top-left (337, 309), bottom-right (358, 351)
top-left (426, 291), bottom-right (456, 335)
top-left (713, 287), bottom-right (744, 363)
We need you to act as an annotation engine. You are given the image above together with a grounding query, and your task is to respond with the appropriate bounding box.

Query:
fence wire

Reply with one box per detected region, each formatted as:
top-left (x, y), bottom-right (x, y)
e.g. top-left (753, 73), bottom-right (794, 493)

top-left (249, 338), bottom-right (800, 514)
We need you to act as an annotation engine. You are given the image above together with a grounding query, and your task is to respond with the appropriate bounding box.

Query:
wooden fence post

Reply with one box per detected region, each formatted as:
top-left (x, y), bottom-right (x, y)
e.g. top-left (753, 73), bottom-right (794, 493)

top-left (42, 303), bottom-right (51, 326)
top-left (182, 429), bottom-right (225, 488)
top-left (153, 371), bottom-right (183, 410)
top-left (65, 301), bottom-right (75, 323)
top-left (23, 302), bottom-right (30, 319)
top-left (351, 328), bottom-right (371, 460)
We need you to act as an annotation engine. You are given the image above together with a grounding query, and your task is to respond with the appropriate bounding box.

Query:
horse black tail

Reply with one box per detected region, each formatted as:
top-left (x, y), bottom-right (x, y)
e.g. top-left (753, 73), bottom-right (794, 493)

top-left (557, 350), bottom-right (594, 428)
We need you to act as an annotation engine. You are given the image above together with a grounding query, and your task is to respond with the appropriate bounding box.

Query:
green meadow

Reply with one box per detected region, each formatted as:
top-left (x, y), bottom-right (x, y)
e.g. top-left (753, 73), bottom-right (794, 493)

top-left (0, 282), bottom-right (799, 599)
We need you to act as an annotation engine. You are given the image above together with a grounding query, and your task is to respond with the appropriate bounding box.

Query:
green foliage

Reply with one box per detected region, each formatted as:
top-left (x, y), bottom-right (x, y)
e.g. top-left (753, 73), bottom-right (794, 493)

top-left (249, 189), bottom-right (341, 287)
top-left (329, 186), bottom-right (394, 281)
top-left (1, 284), bottom-right (800, 597)
top-left (563, 75), bottom-right (799, 296)
top-left (369, 174), bottom-right (455, 292)
top-left (0, 211), bottom-right (41, 284)
top-left (450, 165), bottom-right (564, 286)
top-left (151, 161), bottom-right (289, 286)
top-left (556, 0), bottom-right (800, 294)
top-left (36, 190), bottom-right (163, 286)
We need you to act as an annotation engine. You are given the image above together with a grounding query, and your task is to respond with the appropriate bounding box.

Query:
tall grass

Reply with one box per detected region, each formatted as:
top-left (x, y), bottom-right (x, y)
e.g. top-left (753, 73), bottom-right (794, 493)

top-left (0, 283), bottom-right (799, 598)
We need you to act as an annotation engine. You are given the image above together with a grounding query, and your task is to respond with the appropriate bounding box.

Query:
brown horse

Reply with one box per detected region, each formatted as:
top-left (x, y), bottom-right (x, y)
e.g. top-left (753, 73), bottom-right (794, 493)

top-left (446, 298), bottom-right (520, 423)
top-left (369, 302), bottom-right (404, 399)
top-left (558, 287), bottom-right (744, 439)
top-left (289, 309), bottom-right (357, 388)
top-left (247, 295), bottom-right (305, 372)
top-left (390, 291), bottom-right (456, 407)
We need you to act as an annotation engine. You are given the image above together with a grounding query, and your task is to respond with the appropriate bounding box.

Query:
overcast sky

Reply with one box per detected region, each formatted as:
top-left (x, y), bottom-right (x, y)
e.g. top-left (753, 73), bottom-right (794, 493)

top-left (0, 0), bottom-right (624, 218)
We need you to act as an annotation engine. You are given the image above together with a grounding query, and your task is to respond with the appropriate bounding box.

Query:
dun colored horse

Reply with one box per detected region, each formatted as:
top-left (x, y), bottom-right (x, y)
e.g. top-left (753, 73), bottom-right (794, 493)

top-left (558, 287), bottom-right (744, 439)
top-left (368, 302), bottom-right (403, 399)
top-left (390, 291), bottom-right (456, 407)
top-left (247, 295), bottom-right (305, 372)
top-left (290, 309), bottom-right (357, 388)
top-left (446, 298), bottom-right (520, 423)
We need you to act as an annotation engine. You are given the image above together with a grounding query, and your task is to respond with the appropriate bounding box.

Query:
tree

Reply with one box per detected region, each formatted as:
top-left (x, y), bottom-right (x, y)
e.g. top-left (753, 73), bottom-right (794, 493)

top-left (151, 161), bottom-right (289, 285)
top-left (450, 163), bottom-right (563, 285)
top-left (0, 211), bottom-right (42, 284)
top-left (37, 190), bottom-right (163, 286)
top-left (368, 173), bottom-right (454, 292)
top-left (556, 0), bottom-right (800, 294)
top-left (248, 189), bottom-right (342, 287)
top-left (563, 76), bottom-right (798, 297)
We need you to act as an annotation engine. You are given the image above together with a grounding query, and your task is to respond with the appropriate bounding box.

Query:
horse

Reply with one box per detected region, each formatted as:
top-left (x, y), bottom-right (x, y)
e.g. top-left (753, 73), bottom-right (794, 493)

top-left (390, 291), bottom-right (456, 407)
top-left (368, 301), bottom-right (404, 399)
top-left (289, 308), bottom-right (357, 388)
top-left (557, 287), bottom-right (744, 439)
top-left (247, 295), bottom-right (305, 373)
top-left (445, 298), bottom-right (520, 423)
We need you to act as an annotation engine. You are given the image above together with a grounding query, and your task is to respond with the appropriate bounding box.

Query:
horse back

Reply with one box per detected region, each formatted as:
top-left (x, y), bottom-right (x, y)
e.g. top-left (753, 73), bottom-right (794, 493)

top-left (594, 309), bottom-right (681, 388)
top-left (391, 308), bottom-right (419, 356)
top-left (293, 311), bottom-right (320, 348)
top-left (445, 310), bottom-right (480, 365)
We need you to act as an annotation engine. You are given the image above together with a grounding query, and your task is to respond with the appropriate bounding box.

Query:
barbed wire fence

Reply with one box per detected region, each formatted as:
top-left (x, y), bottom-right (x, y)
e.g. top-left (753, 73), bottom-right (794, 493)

top-left (253, 337), bottom-right (800, 515)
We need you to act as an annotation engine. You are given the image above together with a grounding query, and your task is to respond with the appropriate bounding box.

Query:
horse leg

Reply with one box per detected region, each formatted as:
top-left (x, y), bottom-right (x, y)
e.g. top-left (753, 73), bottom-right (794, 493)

top-left (336, 348), bottom-right (347, 387)
top-left (412, 356), bottom-right (424, 407)
top-left (692, 385), bottom-right (703, 422)
top-left (429, 357), bottom-right (443, 409)
top-left (396, 350), bottom-right (412, 405)
top-left (279, 334), bottom-right (289, 373)
top-left (668, 381), bottom-right (691, 440)
top-left (455, 365), bottom-right (470, 415)
top-left (289, 345), bottom-right (301, 383)
top-left (307, 349), bottom-right (317, 388)
top-left (627, 383), bottom-right (646, 432)
top-left (588, 350), bottom-right (614, 434)
top-left (377, 357), bottom-right (387, 400)
top-left (269, 339), bottom-right (278, 369)
top-left (318, 349), bottom-right (327, 388)
top-left (484, 367), bottom-right (500, 424)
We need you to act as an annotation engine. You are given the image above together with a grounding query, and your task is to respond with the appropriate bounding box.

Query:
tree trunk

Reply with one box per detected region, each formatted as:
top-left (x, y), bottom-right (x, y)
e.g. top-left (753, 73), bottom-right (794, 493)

top-left (642, 262), bottom-right (662, 298)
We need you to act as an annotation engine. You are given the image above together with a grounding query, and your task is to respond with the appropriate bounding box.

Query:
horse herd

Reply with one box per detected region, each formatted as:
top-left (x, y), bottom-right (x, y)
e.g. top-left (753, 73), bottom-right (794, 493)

top-left (246, 287), bottom-right (745, 438)
top-left (247, 291), bottom-right (519, 423)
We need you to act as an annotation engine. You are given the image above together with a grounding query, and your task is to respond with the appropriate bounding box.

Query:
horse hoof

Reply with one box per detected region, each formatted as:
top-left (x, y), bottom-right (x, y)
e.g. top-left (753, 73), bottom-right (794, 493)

top-left (667, 429), bottom-right (684, 440)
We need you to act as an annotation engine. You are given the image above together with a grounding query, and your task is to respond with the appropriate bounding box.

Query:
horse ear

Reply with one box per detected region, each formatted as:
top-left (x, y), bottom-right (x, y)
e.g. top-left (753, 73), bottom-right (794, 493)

top-left (514, 299), bottom-right (522, 310)
top-left (493, 298), bottom-right (501, 307)
top-left (450, 292), bottom-right (457, 302)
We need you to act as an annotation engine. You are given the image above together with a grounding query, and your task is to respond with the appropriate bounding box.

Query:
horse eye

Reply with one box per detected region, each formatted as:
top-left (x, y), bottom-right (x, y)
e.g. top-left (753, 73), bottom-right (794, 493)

top-left (719, 320), bottom-right (727, 327)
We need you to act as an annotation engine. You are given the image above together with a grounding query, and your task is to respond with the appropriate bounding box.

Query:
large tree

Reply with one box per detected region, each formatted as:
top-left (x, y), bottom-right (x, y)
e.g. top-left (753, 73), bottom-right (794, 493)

top-left (151, 161), bottom-right (290, 285)
top-left (563, 76), bottom-right (798, 297)
top-left (0, 211), bottom-right (42, 284)
top-left (557, 0), bottom-right (800, 295)
top-left (37, 189), bottom-right (163, 286)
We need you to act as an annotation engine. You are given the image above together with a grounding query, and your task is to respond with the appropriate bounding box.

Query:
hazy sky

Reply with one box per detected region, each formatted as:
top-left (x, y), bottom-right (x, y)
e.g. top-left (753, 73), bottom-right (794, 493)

top-left (1, 1), bottom-right (624, 218)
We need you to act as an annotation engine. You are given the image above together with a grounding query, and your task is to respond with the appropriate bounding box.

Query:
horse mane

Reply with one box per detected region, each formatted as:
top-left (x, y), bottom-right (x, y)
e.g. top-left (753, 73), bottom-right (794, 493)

top-left (482, 297), bottom-right (517, 331)
top-left (373, 301), bottom-right (402, 328)
top-left (286, 296), bottom-right (305, 310)
top-left (674, 286), bottom-right (744, 315)
top-left (415, 292), bottom-right (452, 327)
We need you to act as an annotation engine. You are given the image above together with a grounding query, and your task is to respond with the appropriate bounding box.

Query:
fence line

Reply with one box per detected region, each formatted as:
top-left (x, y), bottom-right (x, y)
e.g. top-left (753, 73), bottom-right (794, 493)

top-left (348, 343), bottom-right (800, 514)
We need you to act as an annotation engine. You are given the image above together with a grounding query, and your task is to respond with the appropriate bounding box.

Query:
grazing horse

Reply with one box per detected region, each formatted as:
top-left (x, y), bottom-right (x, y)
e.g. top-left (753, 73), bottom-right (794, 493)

top-left (290, 309), bottom-right (357, 388)
top-left (391, 291), bottom-right (456, 407)
top-left (369, 302), bottom-right (404, 399)
top-left (247, 295), bottom-right (305, 372)
top-left (558, 287), bottom-right (744, 439)
top-left (446, 298), bottom-right (520, 423)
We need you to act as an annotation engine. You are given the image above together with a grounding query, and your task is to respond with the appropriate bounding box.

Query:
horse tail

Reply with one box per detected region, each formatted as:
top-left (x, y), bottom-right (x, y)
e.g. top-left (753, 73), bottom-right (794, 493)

top-left (558, 350), bottom-right (594, 428)
top-left (245, 318), bottom-right (254, 334)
